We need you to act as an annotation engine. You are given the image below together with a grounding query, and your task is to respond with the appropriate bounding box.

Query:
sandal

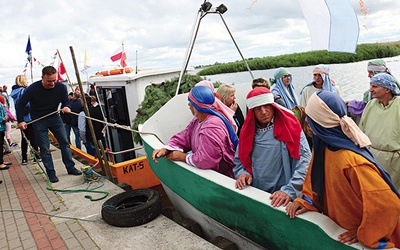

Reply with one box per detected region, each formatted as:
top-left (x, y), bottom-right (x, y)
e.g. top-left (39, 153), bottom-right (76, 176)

top-left (4, 162), bottom-right (12, 165)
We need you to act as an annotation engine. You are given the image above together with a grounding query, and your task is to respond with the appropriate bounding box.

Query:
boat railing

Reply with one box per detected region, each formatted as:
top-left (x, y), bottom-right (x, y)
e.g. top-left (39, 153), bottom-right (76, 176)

top-left (103, 145), bottom-right (144, 164)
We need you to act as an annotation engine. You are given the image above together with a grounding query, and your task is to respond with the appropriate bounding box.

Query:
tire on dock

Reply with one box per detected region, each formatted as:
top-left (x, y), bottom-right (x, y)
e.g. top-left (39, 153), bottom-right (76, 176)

top-left (101, 189), bottom-right (162, 227)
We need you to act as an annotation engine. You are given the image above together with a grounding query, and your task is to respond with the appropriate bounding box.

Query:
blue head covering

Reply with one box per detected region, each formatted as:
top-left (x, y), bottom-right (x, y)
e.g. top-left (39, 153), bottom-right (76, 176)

top-left (306, 91), bottom-right (400, 207)
top-left (188, 86), bottom-right (238, 149)
top-left (270, 67), bottom-right (299, 109)
top-left (300, 64), bottom-right (337, 94)
top-left (370, 73), bottom-right (400, 95)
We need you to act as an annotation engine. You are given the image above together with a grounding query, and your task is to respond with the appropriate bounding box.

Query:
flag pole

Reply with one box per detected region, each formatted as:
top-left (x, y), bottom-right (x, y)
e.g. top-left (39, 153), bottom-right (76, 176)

top-left (26, 35), bottom-right (34, 84)
top-left (57, 49), bottom-right (74, 92)
top-left (84, 49), bottom-right (89, 92)
top-left (121, 41), bottom-right (125, 69)
top-left (29, 53), bottom-right (34, 84)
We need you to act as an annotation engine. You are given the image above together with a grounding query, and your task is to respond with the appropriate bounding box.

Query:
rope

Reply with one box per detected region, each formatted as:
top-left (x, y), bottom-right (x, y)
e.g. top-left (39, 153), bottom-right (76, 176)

top-left (19, 112), bottom-right (109, 202)
top-left (69, 110), bottom-right (165, 144)
top-left (0, 209), bottom-right (102, 222)
top-left (17, 107), bottom-right (164, 202)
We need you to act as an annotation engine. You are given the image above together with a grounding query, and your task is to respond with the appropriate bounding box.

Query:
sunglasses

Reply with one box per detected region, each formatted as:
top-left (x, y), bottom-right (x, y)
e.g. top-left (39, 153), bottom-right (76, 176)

top-left (282, 74), bottom-right (291, 78)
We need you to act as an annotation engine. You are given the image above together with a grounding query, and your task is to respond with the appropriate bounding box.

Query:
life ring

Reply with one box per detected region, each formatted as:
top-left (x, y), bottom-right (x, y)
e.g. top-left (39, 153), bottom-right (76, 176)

top-left (101, 189), bottom-right (162, 227)
top-left (99, 67), bottom-right (133, 76)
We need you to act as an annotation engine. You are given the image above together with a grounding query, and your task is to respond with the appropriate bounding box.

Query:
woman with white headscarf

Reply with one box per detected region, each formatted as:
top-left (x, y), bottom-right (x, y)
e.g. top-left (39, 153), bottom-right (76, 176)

top-left (299, 64), bottom-right (341, 107)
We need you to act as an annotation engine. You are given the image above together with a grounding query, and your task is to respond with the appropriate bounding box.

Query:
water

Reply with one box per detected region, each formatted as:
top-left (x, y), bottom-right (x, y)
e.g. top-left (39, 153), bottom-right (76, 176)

top-left (205, 56), bottom-right (400, 102)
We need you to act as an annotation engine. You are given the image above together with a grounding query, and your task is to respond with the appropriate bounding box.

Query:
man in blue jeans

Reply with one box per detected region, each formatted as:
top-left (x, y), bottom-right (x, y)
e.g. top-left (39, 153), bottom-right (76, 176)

top-left (16, 66), bottom-right (82, 183)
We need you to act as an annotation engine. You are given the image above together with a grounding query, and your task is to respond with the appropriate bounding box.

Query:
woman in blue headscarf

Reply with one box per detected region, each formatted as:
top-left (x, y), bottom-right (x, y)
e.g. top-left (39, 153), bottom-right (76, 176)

top-left (152, 85), bottom-right (238, 178)
top-left (270, 67), bottom-right (299, 110)
top-left (286, 91), bottom-right (400, 249)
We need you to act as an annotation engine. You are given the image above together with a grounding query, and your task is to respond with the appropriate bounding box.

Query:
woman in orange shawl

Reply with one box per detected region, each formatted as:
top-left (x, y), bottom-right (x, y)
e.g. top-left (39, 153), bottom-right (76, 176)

top-left (286, 91), bottom-right (400, 249)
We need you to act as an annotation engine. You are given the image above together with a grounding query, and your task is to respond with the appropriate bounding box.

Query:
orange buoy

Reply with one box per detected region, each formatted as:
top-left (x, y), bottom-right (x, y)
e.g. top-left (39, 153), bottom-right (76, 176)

top-left (98, 67), bottom-right (133, 76)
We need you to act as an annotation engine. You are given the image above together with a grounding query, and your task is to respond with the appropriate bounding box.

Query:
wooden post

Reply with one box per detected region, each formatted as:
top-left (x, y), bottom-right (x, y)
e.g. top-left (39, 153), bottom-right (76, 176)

top-left (98, 140), bottom-right (116, 184)
top-left (69, 46), bottom-right (106, 176)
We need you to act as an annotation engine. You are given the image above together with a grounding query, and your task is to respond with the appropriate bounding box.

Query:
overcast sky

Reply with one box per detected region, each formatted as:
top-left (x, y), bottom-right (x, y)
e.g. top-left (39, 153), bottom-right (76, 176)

top-left (1, 0), bottom-right (399, 85)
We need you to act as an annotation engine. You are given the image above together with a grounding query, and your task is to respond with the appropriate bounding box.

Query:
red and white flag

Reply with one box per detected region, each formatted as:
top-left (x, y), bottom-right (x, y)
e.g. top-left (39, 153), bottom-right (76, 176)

top-left (57, 62), bottom-right (66, 81)
top-left (110, 46), bottom-right (127, 67)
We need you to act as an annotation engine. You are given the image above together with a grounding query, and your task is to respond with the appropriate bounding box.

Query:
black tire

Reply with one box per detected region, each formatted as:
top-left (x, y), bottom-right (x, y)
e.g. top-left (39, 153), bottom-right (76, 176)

top-left (101, 189), bottom-right (162, 227)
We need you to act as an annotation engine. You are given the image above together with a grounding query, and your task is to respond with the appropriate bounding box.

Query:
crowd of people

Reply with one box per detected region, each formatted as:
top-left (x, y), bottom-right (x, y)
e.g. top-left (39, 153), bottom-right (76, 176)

top-left (0, 66), bottom-right (104, 184)
top-left (0, 60), bottom-right (398, 248)
top-left (152, 61), bottom-right (400, 248)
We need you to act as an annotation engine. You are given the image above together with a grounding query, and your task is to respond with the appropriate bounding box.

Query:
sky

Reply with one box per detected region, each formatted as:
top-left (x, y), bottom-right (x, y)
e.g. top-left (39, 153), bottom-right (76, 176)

top-left (0, 0), bottom-right (399, 86)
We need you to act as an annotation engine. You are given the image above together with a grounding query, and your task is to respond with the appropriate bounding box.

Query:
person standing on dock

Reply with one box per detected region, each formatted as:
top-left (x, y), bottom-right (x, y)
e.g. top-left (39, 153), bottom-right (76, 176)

top-left (16, 66), bottom-right (82, 183)
top-left (234, 87), bottom-right (311, 207)
top-left (10, 75), bottom-right (40, 165)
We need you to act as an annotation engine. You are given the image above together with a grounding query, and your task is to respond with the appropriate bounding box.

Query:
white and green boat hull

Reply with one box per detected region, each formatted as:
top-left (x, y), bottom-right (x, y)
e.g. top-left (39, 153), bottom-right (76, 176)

top-left (140, 89), bottom-right (369, 250)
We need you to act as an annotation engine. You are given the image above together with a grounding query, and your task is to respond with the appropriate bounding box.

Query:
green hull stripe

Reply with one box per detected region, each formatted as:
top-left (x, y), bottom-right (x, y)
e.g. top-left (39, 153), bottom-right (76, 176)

top-left (144, 142), bottom-right (353, 250)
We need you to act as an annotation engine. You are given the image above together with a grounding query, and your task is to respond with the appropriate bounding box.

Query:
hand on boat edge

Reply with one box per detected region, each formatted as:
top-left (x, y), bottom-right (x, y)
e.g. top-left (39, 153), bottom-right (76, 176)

top-left (285, 201), bottom-right (308, 218)
top-left (152, 148), bottom-right (169, 163)
top-left (235, 174), bottom-right (252, 190)
top-left (338, 229), bottom-right (358, 246)
top-left (270, 191), bottom-right (291, 207)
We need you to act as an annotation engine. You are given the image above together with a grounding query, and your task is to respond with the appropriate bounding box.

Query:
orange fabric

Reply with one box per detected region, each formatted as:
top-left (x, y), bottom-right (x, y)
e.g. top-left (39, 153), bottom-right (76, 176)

top-left (295, 149), bottom-right (400, 248)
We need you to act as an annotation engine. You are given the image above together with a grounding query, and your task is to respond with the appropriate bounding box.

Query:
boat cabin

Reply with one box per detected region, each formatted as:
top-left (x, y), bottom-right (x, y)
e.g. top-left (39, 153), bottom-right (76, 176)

top-left (88, 68), bottom-right (186, 163)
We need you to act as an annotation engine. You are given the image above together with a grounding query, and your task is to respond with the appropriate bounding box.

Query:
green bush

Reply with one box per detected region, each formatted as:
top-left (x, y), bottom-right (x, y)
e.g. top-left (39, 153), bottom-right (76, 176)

top-left (198, 41), bottom-right (400, 75)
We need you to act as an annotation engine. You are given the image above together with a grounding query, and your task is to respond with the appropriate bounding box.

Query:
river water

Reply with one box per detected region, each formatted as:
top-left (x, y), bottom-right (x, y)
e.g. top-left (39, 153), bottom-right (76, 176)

top-left (205, 56), bottom-right (400, 101)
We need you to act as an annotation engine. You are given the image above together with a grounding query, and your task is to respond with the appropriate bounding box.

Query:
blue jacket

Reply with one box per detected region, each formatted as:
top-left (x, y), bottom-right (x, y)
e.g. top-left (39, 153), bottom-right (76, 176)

top-left (10, 85), bottom-right (32, 122)
top-left (0, 103), bottom-right (8, 132)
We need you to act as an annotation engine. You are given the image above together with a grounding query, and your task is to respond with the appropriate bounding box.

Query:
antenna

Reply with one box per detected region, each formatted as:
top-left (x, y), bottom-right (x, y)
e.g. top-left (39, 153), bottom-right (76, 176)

top-left (175, 1), bottom-right (253, 96)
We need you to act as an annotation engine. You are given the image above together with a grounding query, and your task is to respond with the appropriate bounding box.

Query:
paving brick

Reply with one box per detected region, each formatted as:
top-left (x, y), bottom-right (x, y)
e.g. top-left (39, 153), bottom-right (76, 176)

top-left (6, 223), bottom-right (18, 234)
top-left (19, 230), bottom-right (33, 241)
top-left (50, 237), bottom-right (66, 249)
top-left (16, 222), bottom-right (29, 232)
top-left (59, 229), bottom-right (74, 240)
top-left (67, 221), bottom-right (83, 232)
top-left (64, 237), bottom-right (80, 249)
top-left (55, 223), bottom-right (68, 232)
top-left (79, 237), bottom-right (99, 250)
top-left (35, 236), bottom-right (51, 249)
top-left (8, 237), bottom-right (22, 249)
top-left (21, 238), bottom-right (37, 249)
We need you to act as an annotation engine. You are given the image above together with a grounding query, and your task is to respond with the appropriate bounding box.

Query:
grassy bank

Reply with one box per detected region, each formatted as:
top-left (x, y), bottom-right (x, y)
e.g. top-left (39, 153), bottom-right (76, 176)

top-left (198, 41), bottom-right (400, 76)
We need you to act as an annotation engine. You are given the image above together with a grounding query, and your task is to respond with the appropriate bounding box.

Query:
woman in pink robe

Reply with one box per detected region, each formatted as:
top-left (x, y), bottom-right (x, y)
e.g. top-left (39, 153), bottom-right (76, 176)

top-left (152, 85), bottom-right (237, 178)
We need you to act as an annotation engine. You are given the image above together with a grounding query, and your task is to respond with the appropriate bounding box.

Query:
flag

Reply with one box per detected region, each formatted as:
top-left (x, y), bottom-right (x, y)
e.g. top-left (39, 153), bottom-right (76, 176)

top-left (82, 49), bottom-right (91, 73)
top-left (110, 46), bottom-right (127, 67)
top-left (25, 36), bottom-right (32, 62)
top-left (57, 62), bottom-right (66, 81)
top-left (297, 0), bottom-right (359, 53)
top-left (25, 36), bottom-right (32, 54)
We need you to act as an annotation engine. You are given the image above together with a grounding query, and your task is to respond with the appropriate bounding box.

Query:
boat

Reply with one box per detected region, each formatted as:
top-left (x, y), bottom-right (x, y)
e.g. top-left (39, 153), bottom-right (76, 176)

top-left (139, 83), bottom-right (374, 250)
top-left (64, 67), bottom-right (193, 189)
